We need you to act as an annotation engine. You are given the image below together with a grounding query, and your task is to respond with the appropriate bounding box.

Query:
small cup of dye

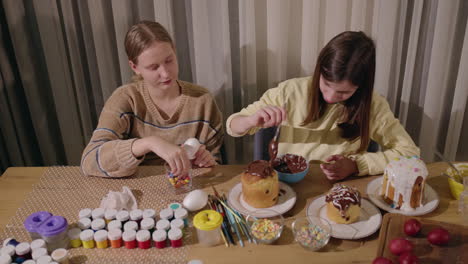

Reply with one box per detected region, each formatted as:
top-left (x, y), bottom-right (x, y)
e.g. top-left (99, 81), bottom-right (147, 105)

top-left (246, 209), bottom-right (284, 245)
top-left (292, 216), bottom-right (331, 251)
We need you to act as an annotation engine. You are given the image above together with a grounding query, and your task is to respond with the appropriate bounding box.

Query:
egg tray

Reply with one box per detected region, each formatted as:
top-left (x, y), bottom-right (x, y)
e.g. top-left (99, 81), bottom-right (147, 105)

top-left (0, 166), bottom-right (208, 264)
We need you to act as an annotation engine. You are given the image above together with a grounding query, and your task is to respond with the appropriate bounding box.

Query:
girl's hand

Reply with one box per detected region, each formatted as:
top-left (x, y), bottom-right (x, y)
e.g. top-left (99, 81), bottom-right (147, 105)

top-left (151, 139), bottom-right (191, 177)
top-left (248, 106), bottom-right (287, 128)
top-left (320, 155), bottom-right (358, 181)
top-left (192, 145), bottom-right (217, 168)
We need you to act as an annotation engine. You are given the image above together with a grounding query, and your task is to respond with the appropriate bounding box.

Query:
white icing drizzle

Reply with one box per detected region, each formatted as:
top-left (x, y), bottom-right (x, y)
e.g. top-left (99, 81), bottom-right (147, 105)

top-left (384, 156), bottom-right (428, 211)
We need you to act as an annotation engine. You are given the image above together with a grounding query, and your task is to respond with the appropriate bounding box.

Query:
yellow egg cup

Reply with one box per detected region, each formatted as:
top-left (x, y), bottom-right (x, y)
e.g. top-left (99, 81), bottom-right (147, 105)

top-left (446, 163), bottom-right (468, 200)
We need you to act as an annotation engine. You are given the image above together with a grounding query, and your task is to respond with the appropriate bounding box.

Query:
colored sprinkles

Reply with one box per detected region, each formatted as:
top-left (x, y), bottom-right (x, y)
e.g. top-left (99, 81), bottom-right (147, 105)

top-left (295, 224), bottom-right (330, 249)
top-left (250, 219), bottom-right (281, 241)
top-left (167, 172), bottom-right (190, 188)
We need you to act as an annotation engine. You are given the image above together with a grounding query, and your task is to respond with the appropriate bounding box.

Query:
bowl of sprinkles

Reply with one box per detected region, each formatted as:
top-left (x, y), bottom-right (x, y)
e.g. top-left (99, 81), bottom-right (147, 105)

top-left (246, 209), bottom-right (284, 244)
top-left (292, 216), bottom-right (331, 251)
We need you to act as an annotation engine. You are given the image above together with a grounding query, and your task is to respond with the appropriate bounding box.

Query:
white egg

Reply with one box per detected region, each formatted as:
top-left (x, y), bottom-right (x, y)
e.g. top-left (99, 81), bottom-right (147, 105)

top-left (183, 138), bottom-right (201, 160)
top-left (183, 189), bottom-right (208, 212)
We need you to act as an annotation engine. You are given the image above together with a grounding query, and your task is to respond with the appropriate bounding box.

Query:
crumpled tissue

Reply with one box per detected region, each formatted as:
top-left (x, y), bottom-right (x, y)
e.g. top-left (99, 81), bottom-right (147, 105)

top-left (99, 186), bottom-right (138, 211)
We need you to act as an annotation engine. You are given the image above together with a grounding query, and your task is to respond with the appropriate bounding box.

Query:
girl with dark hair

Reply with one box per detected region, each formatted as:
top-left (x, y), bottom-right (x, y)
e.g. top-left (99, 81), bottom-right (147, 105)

top-left (227, 31), bottom-right (419, 181)
top-left (81, 21), bottom-right (223, 178)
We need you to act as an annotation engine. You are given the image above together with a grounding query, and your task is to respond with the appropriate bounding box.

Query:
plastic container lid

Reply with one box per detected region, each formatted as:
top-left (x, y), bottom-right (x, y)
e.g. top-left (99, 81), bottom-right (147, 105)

top-left (187, 260), bottom-right (204, 264)
top-left (122, 230), bottom-right (137, 242)
top-left (108, 229), bottom-right (123, 240)
top-left (159, 208), bottom-right (174, 220)
top-left (30, 239), bottom-right (46, 250)
top-left (32, 247), bottom-right (48, 260)
top-left (104, 209), bottom-right (118, 220)
top-left (168, 228), bottom-right (183, 240)
top-left (37, 255), bottom-right (52, 264)
top-left (91, 218), bottom-right (106, 230)
top-left (78, 217), bottom-right (91, 229)
top-left (51, 248), bottom-right (68, 262)
top-left (68, 228), bottom-right (81, 240)
top-left (193, 210), bottom-right (223, 231)
top-left (152, 229), bottom-right (167, 242)
top-left (38, 216), bottom-right (68, 237)
top-left (156, 219), bottom-right (170, 230)
top-left (174, 208), bottom-right (188, 219)
top-left (123, 221), bottom-right (138, 231)
top-left (142, 209), bottom-right (156, 219)
top-left (15, 242), bottom-right (31, 255)
top-left (94, 230), bottom-right (108, 242)
top-left (130, 209), bottom-right (143, 221)
top-left (2, 238), bottom-right (14, 247)
top-left (80, 229), bottom-right (94, 241)
top-left (23, 260), bottom-right (36, 264)
top-left (0, 255), bottom-right (11, 264)
top-left (78, 208), bottom-right (92, 219)
top-left (107, 220), bottom-right (122, 230)
top-left (168, 202), bottom-right (182, 210)
top-left (23, 211), bottom-right (53, 233)
top-left (140, 218), bottom-right (155, 230)
top-left (0, 245), bottom-right (15, 256)
top-left (136, 230), bottom-right (151, 242)
top-left (116, 210), bottom-right (130, 222)
top-left (91, 208), bottom-right (105, 219)
top-left (171, 219), bottom-right (185, 230)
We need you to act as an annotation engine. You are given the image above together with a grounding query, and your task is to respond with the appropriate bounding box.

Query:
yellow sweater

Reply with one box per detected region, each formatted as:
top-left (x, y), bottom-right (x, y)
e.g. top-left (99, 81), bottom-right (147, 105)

top-left (81, 80), bottom-right (224, 178)
top-left (226, 77), bottom-right (419, 176)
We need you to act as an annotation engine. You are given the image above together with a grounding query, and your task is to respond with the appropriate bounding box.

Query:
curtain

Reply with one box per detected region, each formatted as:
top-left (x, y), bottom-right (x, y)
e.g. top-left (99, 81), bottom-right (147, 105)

top-left (1, 0), bottom-right (467, 173)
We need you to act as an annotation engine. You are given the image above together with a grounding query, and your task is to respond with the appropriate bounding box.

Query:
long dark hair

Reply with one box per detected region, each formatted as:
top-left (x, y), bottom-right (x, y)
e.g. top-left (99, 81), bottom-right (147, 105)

top-left (302, 31), bottom-right (376, 152)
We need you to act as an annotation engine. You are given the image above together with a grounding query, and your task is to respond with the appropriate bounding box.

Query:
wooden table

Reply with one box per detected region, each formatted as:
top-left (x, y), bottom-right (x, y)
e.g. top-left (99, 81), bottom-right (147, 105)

top-left (0, 163), bottom-right (463, 264)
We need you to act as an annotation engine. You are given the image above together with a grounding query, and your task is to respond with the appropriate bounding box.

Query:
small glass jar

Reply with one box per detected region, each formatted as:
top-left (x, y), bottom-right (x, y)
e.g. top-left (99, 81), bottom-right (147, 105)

top-left (15, 242), bottom-right (31, 260)
top-left (107, 220), bottom-right (122, 231)
top-left (168, 228), bottom-right (183, 248)
top-left (0, 255), bottom-right (11, 264)
top-left (156, 219), bottom-right (170, 232)
top-left (136, 230), bottom-right (151, 249)
top-left (171, 219), bottom-right (185, 231)
top-left (123, 221), bottom-right (138, 232)
top-left (140, 218), bottom-right (155, 231)
top-left (159, 208), bottom-right (174, 221)
top-left (116, 210), bottom-right (130, 224)
top-left (108, 228), bottom-right (123, 248)
top-left (122, 230), bottom-right (137, 249)
top-left (78, 208), bottom-right (92, 219)
top-left (68, 228), bottom-right (82, 248)
top-left (77, 217), bottom-right (91, 230)
top-left (168, 203), bottom-right (183, 210)
top-left (32, 247), bottom-right (48, 260)
top-left (91, 208), bottom-right (105, 220)
top-left (130, 209), bottom-right (143, 223)
top-left (142, 209), bottom-right (156, 220)
top-left (104, 209), bottom-right (118, 224)
top-left (80, 229), bottom-right (95, 249)
top-left (91, 218), bottom-right (106, 231)
top-left (94, 230), bottom-right (108, 249)
top-left (459, 177), bottom-right (468, 222)
top-left (174, 208), bottom-right (189, 227)
top-left (193, 210), bottom-right (223, 246)
top-left (37, 255), bottom-right (53, 264)
top-left (51, 248), bottom-right (69, 264)
top-left (30, 239), bottom-right (46, 251)
top-left (152, 229), bottom-right (167, 249)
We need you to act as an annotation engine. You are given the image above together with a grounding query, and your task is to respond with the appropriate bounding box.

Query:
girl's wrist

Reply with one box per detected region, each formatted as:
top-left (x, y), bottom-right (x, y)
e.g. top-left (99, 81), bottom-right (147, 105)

top-left (131, 137), bottom-right (152, 157)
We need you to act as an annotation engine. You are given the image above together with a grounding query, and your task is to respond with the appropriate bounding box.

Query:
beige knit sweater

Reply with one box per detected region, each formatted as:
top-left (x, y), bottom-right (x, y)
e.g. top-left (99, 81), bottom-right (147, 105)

top-left (81, 80), bottom-right (224, 177)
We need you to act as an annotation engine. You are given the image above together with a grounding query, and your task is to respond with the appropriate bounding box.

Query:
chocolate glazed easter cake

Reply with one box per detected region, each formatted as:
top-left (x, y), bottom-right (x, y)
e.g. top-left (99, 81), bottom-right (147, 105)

top-left (241, 160), bottom-right (279, 208)
top-left (325, 184), bottom-right (361, 224)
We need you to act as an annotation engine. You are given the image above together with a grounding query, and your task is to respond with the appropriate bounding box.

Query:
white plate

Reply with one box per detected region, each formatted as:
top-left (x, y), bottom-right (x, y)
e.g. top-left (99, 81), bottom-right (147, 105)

top-left (366, 177), bottom-right (439, 216)
top-left (306, 196), bottom-right (382, 239)
top-left (227, 182), bottom-right (296, 218)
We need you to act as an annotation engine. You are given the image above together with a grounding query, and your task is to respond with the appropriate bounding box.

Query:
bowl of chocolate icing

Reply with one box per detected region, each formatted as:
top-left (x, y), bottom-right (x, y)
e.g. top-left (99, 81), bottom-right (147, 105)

top-left (272, 154), bottom-right (309, 183)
